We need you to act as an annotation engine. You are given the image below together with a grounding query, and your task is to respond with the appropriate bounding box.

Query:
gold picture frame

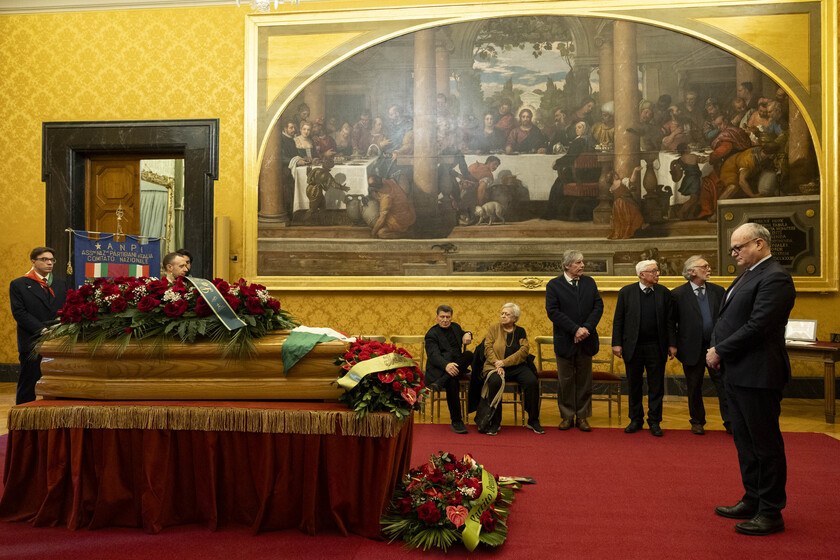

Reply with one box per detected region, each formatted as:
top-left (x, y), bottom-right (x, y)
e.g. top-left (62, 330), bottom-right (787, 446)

top-left (243, 0), bottom-right (837, 292)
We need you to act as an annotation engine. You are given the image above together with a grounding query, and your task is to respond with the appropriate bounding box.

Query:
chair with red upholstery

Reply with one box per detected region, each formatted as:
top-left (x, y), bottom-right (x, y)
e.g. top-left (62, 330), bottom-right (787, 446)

top-left (534, 335), bottom-right (622, 418)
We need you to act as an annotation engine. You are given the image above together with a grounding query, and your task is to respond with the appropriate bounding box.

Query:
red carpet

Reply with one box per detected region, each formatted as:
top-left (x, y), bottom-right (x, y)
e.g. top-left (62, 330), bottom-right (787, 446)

top-left (1, 427), bottom-right (838, 559)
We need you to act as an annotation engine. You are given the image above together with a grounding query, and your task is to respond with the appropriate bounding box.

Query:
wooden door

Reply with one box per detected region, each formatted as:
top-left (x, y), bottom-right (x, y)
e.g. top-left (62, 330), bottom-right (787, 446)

top-left (85, 157), bottom-right (141, 235)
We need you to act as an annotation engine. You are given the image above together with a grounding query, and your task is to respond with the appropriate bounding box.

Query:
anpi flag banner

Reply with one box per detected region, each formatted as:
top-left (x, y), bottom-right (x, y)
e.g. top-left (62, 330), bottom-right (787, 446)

top-left (73, 231), bottom-right (161, 287)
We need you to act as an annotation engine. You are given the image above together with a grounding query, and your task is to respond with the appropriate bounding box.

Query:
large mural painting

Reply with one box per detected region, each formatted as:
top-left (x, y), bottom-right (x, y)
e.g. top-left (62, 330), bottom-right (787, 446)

top-left (254, 13), bottom-right (821, 281)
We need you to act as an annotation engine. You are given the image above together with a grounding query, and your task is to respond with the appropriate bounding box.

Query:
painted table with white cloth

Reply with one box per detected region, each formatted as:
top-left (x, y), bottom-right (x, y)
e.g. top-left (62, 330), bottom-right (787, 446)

top-left (292, 157), bottom-right (378, 212)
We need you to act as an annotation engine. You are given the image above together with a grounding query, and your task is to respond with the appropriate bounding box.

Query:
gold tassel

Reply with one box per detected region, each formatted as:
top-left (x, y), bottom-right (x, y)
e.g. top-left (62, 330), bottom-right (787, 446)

top-left (8, 405), bottom-right (405, 437)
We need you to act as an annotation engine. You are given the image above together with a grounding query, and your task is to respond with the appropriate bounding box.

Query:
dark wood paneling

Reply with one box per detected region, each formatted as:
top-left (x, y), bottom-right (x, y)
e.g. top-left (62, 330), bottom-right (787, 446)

top-left (42, 120), bottom-right (219, 283)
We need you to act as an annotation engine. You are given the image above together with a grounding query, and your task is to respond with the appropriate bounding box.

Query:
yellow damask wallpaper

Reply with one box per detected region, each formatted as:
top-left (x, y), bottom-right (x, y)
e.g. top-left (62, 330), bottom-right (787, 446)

top-left (0, 6), bottom-right (246, 363)
top-left (0, 2), bottom-right (837, 381)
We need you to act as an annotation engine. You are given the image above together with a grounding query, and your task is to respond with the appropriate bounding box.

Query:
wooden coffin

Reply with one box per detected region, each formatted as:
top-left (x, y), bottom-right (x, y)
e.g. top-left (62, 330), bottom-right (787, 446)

top-left (36, 331), bottom-right (349, 400)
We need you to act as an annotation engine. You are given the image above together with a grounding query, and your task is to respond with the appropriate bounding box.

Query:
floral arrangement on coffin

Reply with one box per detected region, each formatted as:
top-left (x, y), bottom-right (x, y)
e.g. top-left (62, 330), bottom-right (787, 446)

top-left (44, 276), bottom-right (298, 359)
top-left (381, 451), bottom-right (517, 551)
top-left (334, 338), bottom-right (428, 420)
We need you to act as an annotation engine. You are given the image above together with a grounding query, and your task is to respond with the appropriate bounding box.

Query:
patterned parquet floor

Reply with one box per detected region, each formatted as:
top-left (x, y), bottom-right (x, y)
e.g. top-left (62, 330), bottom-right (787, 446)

top-left (2, 382), bottom-right (838, 439)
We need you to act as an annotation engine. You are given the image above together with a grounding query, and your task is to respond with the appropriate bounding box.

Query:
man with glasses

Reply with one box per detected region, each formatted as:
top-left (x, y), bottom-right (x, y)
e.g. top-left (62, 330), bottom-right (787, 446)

top-left (707, 222), bottom-right (795, 536)
top-left (9, 247), bottom-right (68, 404)
top-left (612, 259), bottom-right (676, 436)
top-left (670, 256), bottom-right (729, 435)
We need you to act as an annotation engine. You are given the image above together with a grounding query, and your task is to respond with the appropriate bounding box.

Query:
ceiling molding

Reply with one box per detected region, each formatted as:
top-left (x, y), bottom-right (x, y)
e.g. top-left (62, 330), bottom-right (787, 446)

top-left (0, 0), bottom-right (320, 15)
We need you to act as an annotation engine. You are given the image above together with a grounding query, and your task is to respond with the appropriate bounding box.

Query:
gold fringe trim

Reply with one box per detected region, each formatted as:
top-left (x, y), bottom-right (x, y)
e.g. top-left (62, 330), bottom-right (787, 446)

top-left (9, 405), bottom-right (405, 438)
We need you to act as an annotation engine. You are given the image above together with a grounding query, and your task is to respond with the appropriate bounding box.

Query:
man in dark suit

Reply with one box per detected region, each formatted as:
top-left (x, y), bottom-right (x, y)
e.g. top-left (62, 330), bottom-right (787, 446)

top-left (671, 255), bottom-right (729, 435)
top-left (425, 305), bottom-right (473, 434)
top-left (9, 246), bottom-right (68, 404)
top-left (707, 223), bottom-right (795, 536)
top-left (545, 249), bottom-right (604, 431)
top-left (612, 259), bottom-right (676, 437)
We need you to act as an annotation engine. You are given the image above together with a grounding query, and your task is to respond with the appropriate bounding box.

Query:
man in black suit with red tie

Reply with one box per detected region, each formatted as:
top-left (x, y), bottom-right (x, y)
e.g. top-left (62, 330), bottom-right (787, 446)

top-left (545, 249), bottom-right (603, 432)
top-left (707, 222), bottom-right (795, 536)
top-left (612, 259), bottom-right (676, 437)
top-left (671, 255), bottom-right (729, 435)
top-left (9, 247), bottom-right (68, 404)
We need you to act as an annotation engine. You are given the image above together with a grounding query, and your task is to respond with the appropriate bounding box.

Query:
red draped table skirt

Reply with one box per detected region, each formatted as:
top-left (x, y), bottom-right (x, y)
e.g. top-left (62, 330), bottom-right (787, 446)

top-left (0, 400), bottom-right (413, 536)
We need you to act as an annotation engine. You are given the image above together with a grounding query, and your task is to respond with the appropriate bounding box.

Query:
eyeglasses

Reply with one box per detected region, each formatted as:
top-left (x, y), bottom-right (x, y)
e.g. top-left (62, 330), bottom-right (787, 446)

top-left (729, 238), bottom-right (759, 254)
top-left (34, 257), bottom-right (56, 263)
top-left (641, 269), bottom-right (660, 275)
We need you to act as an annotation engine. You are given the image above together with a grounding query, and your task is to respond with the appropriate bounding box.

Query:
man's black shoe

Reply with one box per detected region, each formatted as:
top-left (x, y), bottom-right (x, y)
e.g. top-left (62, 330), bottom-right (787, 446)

top-left (624, 421), bottom-right (643, 433)
top-left (724, 423), bottom-right (733, 435)
top-left (450, 421), bottom-right (468, 435)
top-left (526, 420), bottom-right (545, 434)
top-left (715, 501), bottom-right (758, 519)
top-left (735, 514), bottom-right (785, 536)
top-left (649, 423), bottom-right (663, 437)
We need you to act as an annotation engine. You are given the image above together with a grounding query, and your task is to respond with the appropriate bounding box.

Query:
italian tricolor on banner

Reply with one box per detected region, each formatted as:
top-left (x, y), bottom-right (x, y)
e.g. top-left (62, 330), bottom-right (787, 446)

top-left (85, 262), bottom-right (149, 279)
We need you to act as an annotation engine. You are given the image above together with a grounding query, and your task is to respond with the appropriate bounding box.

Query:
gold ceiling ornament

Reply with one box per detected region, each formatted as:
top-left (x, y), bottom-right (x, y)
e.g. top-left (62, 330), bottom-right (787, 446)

top-left (236, 0), bottom-right (300, 12)
top-left (519, 277), bottom-right (544, 290)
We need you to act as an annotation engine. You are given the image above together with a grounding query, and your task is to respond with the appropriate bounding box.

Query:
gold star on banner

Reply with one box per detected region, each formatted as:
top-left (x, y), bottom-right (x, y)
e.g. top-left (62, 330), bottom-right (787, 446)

top-left (95, 243), bottom-right (101, 249)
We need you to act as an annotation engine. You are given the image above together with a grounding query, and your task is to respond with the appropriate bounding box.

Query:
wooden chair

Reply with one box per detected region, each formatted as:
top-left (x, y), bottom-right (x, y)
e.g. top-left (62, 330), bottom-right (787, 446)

top-left (534, 335), bottom-right (623, 419)
top-left (473, 337), bottom-right (525, 427)
top-left (359, 334), bottom-right (386, 343)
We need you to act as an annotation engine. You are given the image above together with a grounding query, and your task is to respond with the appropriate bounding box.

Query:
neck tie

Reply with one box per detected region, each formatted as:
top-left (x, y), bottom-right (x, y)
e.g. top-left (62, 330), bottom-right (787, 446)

top-left (644, 287), bottom-right (652, 295)
top-left (726, 269), bottom-right (749, 302)
top-left (696, 286), bottom-right (713, 339)
top-left (572, 279), bottom-right (578, 290)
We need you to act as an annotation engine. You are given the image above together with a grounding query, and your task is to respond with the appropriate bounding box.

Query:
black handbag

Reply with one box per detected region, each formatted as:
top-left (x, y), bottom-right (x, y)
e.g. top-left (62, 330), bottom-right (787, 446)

top-left (474, 395), bottom-right (496, 433)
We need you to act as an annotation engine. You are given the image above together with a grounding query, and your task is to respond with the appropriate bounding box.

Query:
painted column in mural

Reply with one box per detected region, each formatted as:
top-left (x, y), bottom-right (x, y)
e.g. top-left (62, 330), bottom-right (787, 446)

top-left (413, 28), bottom-right (437, 195)
top-left (613, 20), bottom-right (640, 179)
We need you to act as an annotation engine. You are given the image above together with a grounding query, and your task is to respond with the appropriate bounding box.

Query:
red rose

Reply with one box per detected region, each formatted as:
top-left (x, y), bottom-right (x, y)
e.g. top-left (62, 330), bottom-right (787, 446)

top-left (238, 282), bottom-right (257, 297)
top-left (110, 297), bottom-right (128, 313)
top-left (82, 302), bottom-right (99, 320)
top-left (164, 299), bottom-right (189, 317)
top-left (266, 298), bottom-right (281, 312)
top-left (245, 296), bottom-right (264, 315)
top-left (392, 381), bottom-right (401, 391)
top-left (195, 297), bottom-right (213, 318)
top-left (100, 282), bottom-right (120, 297)
top-left (58, 304), bottom-right (82, 323)
top-left (444, 462), bottom-right (455, 472)
top-left (212, 279), bottom-right (230, 293)
top-left (358, 351), bottom-right (371, 361)
top-left (78, 284), bottom-right (94, 299)
top-left (397, 496), bottom-right (413, 514)
top-left (147, 279), bottom-right (169, 295)
top-left (223, 293), bottom-right (240, 311)
top-left (170, 277), bottom-right (188, 294)
top-left (137, 296), bottom-right (161, 312)
top-left (65, 290), bottom-right (84, 305)
top-left (479, 510), bottom-right (497, 532)
top-left (417, 501), bottom-right (441, 525)
top-left (464, 477), bottom-right (482, 496)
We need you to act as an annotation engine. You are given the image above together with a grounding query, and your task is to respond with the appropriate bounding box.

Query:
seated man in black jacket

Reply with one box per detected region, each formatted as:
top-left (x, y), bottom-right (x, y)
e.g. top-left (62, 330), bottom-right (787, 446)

top-left (425, 305), bottom-right (473, 434)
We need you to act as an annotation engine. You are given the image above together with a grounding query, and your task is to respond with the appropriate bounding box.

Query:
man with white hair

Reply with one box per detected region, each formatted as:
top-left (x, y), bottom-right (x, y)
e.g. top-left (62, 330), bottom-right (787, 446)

top-left (612, 259), bottom-right (676, 436)
top-left (670, 255), bottom-right (729, 435)
top-left (707, 222), bottom-right (795, 536)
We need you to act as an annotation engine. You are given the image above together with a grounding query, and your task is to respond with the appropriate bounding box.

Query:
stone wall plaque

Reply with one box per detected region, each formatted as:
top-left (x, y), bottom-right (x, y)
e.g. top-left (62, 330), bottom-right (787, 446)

top-left (717, 195), bottom-right (820, 276)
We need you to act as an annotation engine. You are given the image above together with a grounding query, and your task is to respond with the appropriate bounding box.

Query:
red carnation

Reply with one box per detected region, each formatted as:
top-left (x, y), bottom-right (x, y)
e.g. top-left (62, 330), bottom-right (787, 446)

top-left (417, 501), bottom-right (441, 525)
top-left (137, 296), bottom-right (161, 312)
top-left (164, 299), bottom-right (189, 317)
top-left (195, 297), bottom-right (213, 318)
top-left (392, 381), bottom-right (401, 391)
top-left (109, 297), bottom-right (128, 313)
top-left (245, 296), bottom-right (264, 315)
